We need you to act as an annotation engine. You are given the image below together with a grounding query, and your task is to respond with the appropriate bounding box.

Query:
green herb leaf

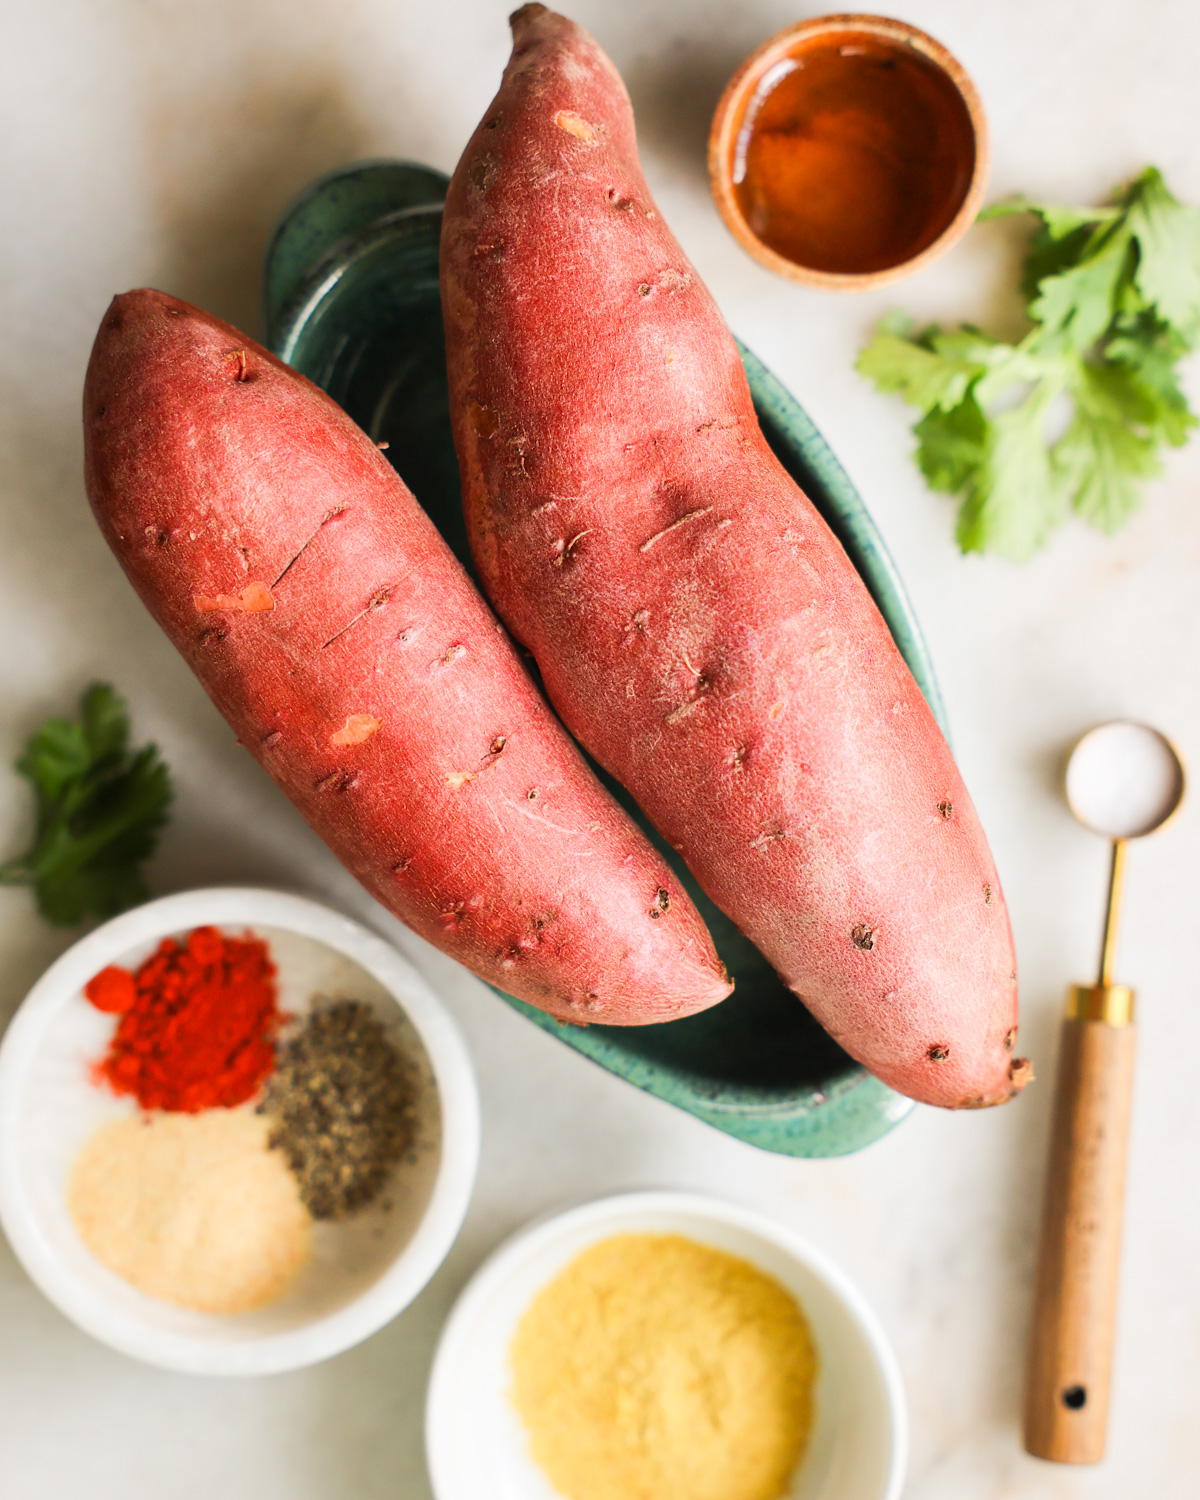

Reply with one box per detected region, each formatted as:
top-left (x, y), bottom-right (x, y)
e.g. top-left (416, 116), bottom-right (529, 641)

top-left (1122, 167), bottom-right (1200, 338)
top-left (913, 394), bottom-right (988, 496)
top-left (0, 684), bottom-right (173, 925)
top-left (1105, 314), bottom-right (1198, 445)
top-left (980, 196), bottom-right (1119, 240)
top-left (855, 332), bottom-right (981, 413)
top-left (956, 383), bottom-right (1072, 560)
top-left (858, 165), bottom-right (1200, 558)
top-left (1028, 231), bottom-right (1132, 352)
top-left (1055, 360), bottom-right (1160, 532)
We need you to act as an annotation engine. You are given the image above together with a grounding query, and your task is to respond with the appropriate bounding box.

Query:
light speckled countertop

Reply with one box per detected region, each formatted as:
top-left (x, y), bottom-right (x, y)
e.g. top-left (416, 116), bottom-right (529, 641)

top-left (2, 2), bottom-right (1198, 1494)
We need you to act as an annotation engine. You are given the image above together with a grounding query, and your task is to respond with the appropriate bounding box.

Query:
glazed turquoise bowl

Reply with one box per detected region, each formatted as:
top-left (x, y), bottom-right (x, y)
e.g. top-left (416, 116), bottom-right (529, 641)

top-left (264, 162), bottom-right (940, 1157)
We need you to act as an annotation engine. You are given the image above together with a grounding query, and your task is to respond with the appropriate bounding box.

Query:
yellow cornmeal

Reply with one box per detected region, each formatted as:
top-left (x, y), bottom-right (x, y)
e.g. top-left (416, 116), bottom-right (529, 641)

top-left (68, 1109), bottom-right (311, 1314)
top-left (510, 1233), bottom-right (817, 1500)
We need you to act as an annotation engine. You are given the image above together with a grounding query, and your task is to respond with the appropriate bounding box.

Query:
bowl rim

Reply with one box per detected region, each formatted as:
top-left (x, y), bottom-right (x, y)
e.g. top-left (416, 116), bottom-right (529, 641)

top-left (0, 886), bottom-right (480, 1375)
top-left (708, 12), bottom-right (991, 291)
top-left (425, 1188), bottom-right (909, 1500)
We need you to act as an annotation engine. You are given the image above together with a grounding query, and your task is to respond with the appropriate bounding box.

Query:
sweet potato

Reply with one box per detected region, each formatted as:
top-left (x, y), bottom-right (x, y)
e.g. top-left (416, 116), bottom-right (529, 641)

top-left (83, 290), bottom-right (730, 1026)
top-left (440, 6), bottom-right (1027, 1107)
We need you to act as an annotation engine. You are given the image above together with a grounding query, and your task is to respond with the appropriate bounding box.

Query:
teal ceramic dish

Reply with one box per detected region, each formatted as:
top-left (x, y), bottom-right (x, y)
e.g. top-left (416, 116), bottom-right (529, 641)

top-left (265, 161), bottom-right (939, 1156)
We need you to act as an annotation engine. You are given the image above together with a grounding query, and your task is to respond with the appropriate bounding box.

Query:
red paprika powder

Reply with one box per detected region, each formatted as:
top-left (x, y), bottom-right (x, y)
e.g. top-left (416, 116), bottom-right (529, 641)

top-left (84, 926), bottom-right (279, 1111)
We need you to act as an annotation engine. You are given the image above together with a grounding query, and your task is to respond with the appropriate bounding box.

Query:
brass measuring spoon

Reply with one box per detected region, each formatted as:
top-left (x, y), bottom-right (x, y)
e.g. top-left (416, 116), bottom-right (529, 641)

top-left (1025, 721), bottom-right (1185, 1464)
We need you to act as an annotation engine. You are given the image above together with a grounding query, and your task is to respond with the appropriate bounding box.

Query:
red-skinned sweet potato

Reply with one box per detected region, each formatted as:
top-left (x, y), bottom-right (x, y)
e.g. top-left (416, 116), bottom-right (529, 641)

top-left (441, 6), bottom-right (1028, 1107)
top-left (83, 290), bottom-right (730, 1026)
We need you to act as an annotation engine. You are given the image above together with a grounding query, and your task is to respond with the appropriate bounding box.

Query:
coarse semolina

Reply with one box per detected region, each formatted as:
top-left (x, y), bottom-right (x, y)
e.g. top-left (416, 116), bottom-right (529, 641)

top-left (510, 1232), bottom-right (817, 1500)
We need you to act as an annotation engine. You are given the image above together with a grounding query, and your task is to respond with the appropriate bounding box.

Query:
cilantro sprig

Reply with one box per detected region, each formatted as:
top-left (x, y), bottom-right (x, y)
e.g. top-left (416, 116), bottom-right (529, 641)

top-left (0, 684), bottom-right (172, 925)
top-left (858, 167), bottom-right (1200, 559)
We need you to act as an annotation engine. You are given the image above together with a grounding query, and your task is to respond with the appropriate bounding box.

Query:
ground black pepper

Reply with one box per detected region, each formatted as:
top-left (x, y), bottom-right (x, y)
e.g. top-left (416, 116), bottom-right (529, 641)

top-left (259, 999), bottom-right (416, 1220)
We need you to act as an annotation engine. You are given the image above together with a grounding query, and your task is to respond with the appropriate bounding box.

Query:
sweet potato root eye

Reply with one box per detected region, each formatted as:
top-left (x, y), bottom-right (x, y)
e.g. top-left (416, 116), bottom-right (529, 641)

top-left (851, 924), bottom-right (876, 951)
top-left (623, 610), bottom-right (650, 644)
top-left (224, 348), bottom-right (252, 382)
top-left (315, 769), bottom-right (357, 793)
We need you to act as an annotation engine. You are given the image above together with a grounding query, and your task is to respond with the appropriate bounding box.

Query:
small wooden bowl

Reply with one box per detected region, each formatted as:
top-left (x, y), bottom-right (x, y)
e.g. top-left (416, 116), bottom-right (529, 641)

top-left (709, 14), bottom-right (989, 291)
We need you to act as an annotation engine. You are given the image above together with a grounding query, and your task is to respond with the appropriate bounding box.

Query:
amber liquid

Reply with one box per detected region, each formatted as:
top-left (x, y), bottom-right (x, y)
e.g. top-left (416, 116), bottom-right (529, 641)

top-left (732, 32), bottom-right (976, 276)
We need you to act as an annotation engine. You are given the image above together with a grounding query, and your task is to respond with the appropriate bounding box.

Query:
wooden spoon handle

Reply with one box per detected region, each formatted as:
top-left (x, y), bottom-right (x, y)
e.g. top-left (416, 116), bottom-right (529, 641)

top-left (1024, 991), bottom-right (1137, 1463)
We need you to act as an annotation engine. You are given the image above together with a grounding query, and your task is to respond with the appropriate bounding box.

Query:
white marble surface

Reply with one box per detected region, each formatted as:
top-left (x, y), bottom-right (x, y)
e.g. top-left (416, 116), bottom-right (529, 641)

top-left (2, 1), bottom-right (1198, 1494)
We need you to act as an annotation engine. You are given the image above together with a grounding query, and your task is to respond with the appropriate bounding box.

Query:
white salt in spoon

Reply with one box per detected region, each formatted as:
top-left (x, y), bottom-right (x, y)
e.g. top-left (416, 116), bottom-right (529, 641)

top-left (1025, 721), bottom-right (1185, 1465)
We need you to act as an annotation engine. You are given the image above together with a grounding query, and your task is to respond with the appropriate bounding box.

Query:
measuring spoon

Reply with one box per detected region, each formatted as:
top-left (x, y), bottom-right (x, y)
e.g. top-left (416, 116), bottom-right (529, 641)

top-left (1025, 721), bottom-right (1185, 1464)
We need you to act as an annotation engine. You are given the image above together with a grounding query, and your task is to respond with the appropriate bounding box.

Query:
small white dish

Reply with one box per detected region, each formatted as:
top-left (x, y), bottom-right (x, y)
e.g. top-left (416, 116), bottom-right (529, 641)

top-left (0, 887), bottom-right (479, 1375)
top-left (426, 1190), bottom-right (907, 1500)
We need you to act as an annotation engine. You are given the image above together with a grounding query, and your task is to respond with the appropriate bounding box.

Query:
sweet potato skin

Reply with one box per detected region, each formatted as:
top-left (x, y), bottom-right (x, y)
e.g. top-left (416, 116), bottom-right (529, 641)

top-left (83, 290), bottom-right (730, 1026)
top-left (441, 6), bottom-right (1026, 1106)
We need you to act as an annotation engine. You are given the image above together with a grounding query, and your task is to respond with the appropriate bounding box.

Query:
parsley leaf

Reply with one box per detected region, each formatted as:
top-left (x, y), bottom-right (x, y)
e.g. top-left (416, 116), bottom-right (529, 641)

top-left (1106, 312), bottom-right (1198, 445)
top-left (980, 196), bottom-right (1119, 242)
top-left (957, 383), bottom-right (1073, 559)
top-left (1028, 231), bottom-right (1132, 352)
top-left (858, 167), bottom-right (1200, 558)
top-left (856, 329), bottom-right (979, 413)
top-left (1123, 167), bottom-right (1200, 337)
top-left (1058, 360), bottom-right (1162, 531)
top-left (0, 684), bottom-right (172, 925)
top-left (914, 393), bottom-right (988, 494)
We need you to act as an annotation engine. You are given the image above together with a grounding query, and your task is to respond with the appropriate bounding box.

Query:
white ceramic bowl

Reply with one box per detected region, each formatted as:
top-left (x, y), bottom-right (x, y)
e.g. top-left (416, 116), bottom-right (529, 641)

top-left (0, 887), bottom-right (479, 1375)
top-left (427, 1191), bottom-right (907, 1500)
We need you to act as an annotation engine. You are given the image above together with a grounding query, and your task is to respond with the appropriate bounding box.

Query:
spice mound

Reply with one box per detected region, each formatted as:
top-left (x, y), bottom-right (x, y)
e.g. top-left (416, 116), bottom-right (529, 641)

top-left (85, 926), bottom-right (278, 1111)
top-left (510, 1233), bottom-right (817, 1500)
top-left (68, 1109), bottom-right (311, 1314)
top-left (259, 1000), bottom-right (416, 1220)
top-left (72, 933), bottom-right (420, 1315)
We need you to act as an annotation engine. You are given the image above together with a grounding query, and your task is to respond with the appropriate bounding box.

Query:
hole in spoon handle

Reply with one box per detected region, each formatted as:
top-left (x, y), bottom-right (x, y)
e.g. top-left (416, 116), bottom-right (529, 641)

top-left (1024, 1013), bottom-right (1136, 1463)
